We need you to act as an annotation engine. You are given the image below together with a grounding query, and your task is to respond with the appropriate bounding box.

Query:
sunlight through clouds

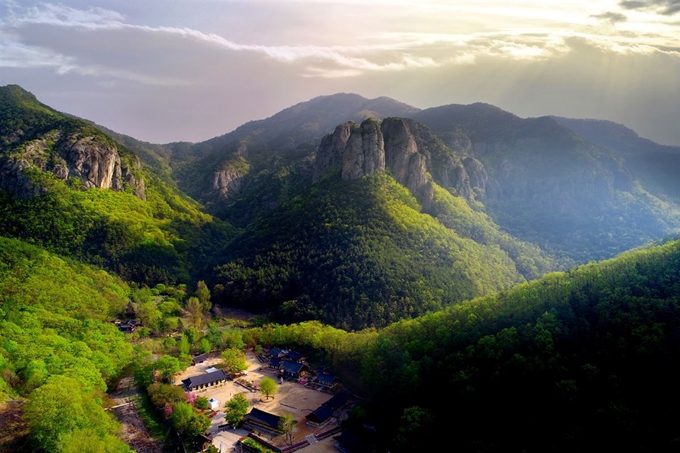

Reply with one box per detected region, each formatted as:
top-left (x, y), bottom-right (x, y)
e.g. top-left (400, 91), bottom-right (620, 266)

top-left (0, 0), bottom-right (678, 144)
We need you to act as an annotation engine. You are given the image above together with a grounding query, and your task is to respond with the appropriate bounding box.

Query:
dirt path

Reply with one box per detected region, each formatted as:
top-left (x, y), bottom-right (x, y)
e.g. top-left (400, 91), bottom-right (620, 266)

top-left (109, 376), bottom-right (164, 453)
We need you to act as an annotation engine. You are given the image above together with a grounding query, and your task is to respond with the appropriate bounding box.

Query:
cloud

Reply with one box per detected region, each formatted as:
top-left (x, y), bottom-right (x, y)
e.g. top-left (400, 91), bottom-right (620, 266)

top-left (591, 11), bottom-right (628, 23)
top-left (619, 0), bottom-right (680, 15)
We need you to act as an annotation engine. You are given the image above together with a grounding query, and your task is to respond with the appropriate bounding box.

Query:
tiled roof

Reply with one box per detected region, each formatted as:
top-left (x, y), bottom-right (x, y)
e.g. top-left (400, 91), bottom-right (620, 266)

top-left (182, 369), bottom-right (228, 388)
top-left (325, 391), bottom-right (350, 410)
top-left (306, 405), bottom-right (333, 424)
top-left (280, 360), bottom-right (304, 374)
top-left (244, 408), bottom-right (283, 431)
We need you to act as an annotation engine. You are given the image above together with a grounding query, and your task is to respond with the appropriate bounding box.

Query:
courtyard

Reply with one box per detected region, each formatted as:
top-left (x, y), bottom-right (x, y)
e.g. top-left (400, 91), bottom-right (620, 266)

top-left (173, 350), bottom-right (345, 452)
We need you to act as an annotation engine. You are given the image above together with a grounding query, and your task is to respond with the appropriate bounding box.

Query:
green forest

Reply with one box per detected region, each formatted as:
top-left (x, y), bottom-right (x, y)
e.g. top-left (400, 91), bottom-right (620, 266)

top-left (3, 84), bottom-right (680, 453)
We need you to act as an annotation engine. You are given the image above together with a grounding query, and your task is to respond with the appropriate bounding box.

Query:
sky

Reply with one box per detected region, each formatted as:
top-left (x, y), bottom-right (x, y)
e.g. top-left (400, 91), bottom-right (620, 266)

top-left (1, 0), bottom-right (679, 145)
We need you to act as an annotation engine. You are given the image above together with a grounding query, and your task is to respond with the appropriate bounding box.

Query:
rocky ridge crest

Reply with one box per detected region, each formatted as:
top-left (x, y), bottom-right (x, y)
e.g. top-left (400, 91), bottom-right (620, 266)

top-left (314, 117), bottom-right (487, 205)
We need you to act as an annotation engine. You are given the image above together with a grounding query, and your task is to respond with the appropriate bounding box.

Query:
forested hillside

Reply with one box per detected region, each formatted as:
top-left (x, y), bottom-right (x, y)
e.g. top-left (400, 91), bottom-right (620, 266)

top-left (212, 172), bottom-right (533, 330)
top-left (247, 237), bottom-right (680, 452)
top-left (3, 84), bottom-right (680, 452)
top-left (0, 237), bottom-right (134, 452)
top-left (0, 85), bottom-right (235, 285)
top-left (413, 104), bottom-right (680, 262)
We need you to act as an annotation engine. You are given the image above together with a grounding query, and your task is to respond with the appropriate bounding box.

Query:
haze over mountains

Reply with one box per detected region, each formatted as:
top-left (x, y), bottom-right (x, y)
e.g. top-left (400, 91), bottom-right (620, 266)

top-left (2, 83), bottom-right (680, 329)
top-left (3, 83), bottom-right (680, 452)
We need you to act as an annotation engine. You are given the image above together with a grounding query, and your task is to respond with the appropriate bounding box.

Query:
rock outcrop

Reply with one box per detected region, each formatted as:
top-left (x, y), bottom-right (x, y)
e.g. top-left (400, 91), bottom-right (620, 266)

top-left (212, 167), bottom-right (245, 198)
top-left (314, 117), bottom-right (489, 206)
top-left (313, 123), bottom-right (353, 182)
top-left (381, 118), bottom-right (433, 204)
top-left (0, 129), bottom-right (145, 200)
top-left (342, 119), bottom-right (385, 180)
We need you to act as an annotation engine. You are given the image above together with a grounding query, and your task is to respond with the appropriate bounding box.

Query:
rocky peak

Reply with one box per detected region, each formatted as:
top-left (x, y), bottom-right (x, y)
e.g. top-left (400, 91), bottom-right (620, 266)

top-left (381, 118), bottom-right (433, 205)
top-left (342, 119), bottom-right (385, 180)
top-left (315, 117), bottom-right (492, 207)
top-left (314, 122), bottom-right (353, 182)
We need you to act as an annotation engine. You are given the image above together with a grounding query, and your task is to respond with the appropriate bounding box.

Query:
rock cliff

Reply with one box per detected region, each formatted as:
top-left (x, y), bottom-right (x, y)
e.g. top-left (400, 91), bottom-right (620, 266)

top-left (315, 117), bottom-right (486, 206)
top-left (381, 118), bottom-right (433, 205)
top-left (342, 119), bottom-right (385, 180)
top-left (313, 122), bottom-right (353, 182)
top-left (0, 129), bottom-right (145, 200)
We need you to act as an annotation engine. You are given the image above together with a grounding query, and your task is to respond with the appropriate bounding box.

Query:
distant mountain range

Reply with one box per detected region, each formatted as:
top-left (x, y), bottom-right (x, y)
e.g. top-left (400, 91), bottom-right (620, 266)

top-left (2, 84), bottom-right (680, 328)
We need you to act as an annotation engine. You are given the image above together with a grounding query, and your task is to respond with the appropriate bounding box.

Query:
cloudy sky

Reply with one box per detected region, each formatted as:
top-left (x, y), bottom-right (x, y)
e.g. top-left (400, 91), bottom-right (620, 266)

top-left (1, 0), bottom-right (679, 145)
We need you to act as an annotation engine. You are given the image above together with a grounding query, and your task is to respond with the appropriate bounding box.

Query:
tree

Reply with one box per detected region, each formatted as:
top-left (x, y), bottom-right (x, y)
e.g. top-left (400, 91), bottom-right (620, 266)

top-left (24, 375), bottom-right (118, 452)
top-left (148, 383), bottom-right (186, 409)
top-left (393, 405), bottom-right (434, 451)
top-left (259, 376), bottom-right (277, 400)
top-left (221, 348), bottom-right (247, 374)
top-left (171, 402), bottom-right (210, 436)
top-left (185, 327), bottom-right (201, 345)
top-left (170, 402), bottom-right (195, 433)
top-left (224, 393), bottom-right (249, 427)
top-left (178, 334), bottom-right (190, 356)
top-left (187, 413), bottom-right (211, 437)
top-left (195, 396), bottom-right (209, 410)
top-left (57, 428), bottom-right (132, 453)
top-left (155, 355), bottom-right (182, 382)
top-left (186, 297), bottom-right (203, 329)
top-left (199, 338), bottom-right (211, 354)
top-left (137, 300), bottom-right (162, 332)
top-left (195, 280), bottom-right (211, 313)
top-left (278, 412), bottom-right (296, 445)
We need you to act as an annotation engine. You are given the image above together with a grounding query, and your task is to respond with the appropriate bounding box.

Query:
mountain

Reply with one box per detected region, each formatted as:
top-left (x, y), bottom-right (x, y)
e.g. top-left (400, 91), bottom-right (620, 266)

top-left (0, 85), bottom-right (235, 284)
top-left (160, 93), bottom-right (421, 218)
top-left (358, 235), bottom-right (680, 452)
top-left (210, 117), bottom-right (555, 330)
top-left (412, 103), bottom-right (680, 262)
top-left (258, 235), bottom-right (680, 452)
top-left (552, 116), bottom-right (680, 201)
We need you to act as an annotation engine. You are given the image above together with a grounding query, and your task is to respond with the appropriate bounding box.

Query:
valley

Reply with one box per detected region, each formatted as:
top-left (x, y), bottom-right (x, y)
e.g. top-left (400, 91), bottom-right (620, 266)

top-left (2, 84), bottom-right (680, 453)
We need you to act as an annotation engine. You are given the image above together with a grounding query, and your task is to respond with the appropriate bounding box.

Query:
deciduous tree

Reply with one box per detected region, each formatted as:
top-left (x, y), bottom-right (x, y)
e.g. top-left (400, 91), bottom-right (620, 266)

top-left (224, 393), bottom-right (249, 427)
top-left (260, 376), bottom-right (277, 400)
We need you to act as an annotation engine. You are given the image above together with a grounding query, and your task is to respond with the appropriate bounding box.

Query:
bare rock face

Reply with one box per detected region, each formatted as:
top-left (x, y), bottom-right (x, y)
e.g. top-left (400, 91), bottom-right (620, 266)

top-left (342, 119), bottom-right (385, 180)
top-left (0, 158), bottom-right (44, 199)
top-left (64, 137), bottom-right (123, 190)
top-left (0, 130), bottom-right (146, 199)
top-left (462, 157), bottom-right (487, 195)
top-left (212, 168), bottom-right (245, 198)
top-left (381, 118), bottom-right (433, 205)
top-left (314, 122), bottom-right (353, 182)
top-left (382, 118), bottom-right (419, 181)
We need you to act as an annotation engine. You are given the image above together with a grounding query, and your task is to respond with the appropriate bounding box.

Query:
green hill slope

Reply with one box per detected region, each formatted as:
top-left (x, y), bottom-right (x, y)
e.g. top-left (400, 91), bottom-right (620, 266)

top-left (244, 236), bottom-right (680, 452)
top-left (353, 237), bottom-right (680, 452)
top-left (0, 85), bottom-right (235, 284)
top-left (413, 104), bottom-right (680, 262)
top-left (0, 236), bottom-right (134, 452)
top-left (212, 172), bottom-right (531, 330)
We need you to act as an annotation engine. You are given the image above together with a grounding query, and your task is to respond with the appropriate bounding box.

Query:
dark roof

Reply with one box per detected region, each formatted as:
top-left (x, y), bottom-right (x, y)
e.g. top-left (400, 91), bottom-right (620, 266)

top-left (315, 373), bottom-right (336, 386)
top-left (325, 391), bottom-right (350, 410)
top-left (268, 357), bottom-right (282, 367)
top-left (280, 360), bottom-right (304, 374)
top-left (192, 353), bottom-right (209, 363)
top-left (269, 347), bottom-right (286, 358)
top-left (287, 350), bottom-right (305, 362)
top-left (182, 369), bottom-right (229, 388)
top-left (305, 405), bottom-right (333, 424)
top-left (334, 431), bottom-right (376, 453)
top-left (244, 408), bottom-right (283, 432)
